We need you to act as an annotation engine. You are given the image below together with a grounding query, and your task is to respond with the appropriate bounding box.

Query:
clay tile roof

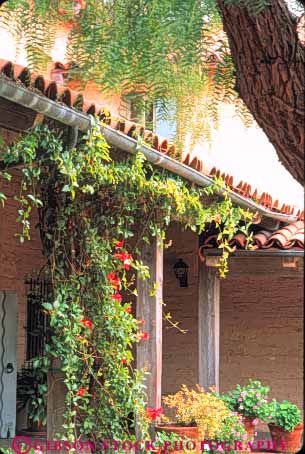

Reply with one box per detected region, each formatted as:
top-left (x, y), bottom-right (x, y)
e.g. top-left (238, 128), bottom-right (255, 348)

top-left (199, 221), bottom-right (304, 253)
top-left (0, 58), bottom-right (304, 221)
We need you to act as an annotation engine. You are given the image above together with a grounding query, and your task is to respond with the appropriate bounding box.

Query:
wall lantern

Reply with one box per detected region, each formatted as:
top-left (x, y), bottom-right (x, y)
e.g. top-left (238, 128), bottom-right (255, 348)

top-left (173, 258), bottom-right (188, 288)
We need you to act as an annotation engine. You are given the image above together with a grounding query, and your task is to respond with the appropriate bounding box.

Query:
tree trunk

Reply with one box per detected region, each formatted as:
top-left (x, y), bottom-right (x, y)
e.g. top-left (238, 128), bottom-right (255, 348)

top-left (216, 0), bottom-right (304, 186)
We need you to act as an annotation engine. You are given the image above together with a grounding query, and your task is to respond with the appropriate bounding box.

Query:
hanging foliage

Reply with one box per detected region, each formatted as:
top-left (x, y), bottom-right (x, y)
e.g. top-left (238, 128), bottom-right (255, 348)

top-left (0, 0), bottom-right (254, 151)
top-left (1, 1), bottom-right (304, 181)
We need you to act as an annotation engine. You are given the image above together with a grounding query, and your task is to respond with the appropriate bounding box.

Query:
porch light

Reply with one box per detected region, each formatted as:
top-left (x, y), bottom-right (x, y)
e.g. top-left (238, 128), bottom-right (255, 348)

top-left (173, 258), bottom-right (188, 288)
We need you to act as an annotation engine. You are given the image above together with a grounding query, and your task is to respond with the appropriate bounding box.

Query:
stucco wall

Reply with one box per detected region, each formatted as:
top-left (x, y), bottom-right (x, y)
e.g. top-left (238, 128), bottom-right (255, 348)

top-left (162, 223), bottom-right (199, 395)
top-left (219, 257), bottom-right (304, 412)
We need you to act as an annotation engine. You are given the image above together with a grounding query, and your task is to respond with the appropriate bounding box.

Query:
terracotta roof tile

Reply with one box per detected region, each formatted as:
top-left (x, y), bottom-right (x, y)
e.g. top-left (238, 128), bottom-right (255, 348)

top-left (199, 221), bottom-right (304, 252)
top-left (0, 58), bottom-right (303, 220)
top-left (253, 230), bottom-right (273, 248)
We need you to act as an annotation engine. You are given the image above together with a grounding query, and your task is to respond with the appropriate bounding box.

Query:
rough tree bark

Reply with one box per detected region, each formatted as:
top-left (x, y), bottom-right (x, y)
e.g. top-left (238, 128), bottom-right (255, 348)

top-left (216, 0), bottom-right (304, 186)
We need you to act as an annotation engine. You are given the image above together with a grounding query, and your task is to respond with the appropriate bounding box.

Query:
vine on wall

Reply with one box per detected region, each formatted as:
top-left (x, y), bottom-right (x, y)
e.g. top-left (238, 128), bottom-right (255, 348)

top-left (0, 121), bottom-right (253, 443)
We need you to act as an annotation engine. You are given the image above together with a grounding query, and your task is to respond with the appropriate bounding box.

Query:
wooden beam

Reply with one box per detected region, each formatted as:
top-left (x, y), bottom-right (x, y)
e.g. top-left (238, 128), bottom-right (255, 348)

top-left (47, 358), bottom-right (66, 441)
top-left (198, 264), bottom-right (220, 392)
top-left (0, 97), bottom-right (37, 131)
top-left (137, 237), bottom-right (163, 413)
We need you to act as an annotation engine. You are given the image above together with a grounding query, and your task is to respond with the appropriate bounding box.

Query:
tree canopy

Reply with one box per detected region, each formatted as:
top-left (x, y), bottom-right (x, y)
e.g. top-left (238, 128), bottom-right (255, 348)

top-left (0, 0), bottom-right (304, 183)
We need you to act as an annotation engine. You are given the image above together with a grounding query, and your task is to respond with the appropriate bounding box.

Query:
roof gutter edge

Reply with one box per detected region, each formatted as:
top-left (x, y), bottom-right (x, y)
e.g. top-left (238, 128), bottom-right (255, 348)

top-left (0, 77), bottom-right (298, 224)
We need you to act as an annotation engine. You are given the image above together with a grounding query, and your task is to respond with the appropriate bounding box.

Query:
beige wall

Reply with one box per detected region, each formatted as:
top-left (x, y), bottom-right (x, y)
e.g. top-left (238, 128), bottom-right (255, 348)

top-left (220, 257), bottom-right (304, 410)
top-left (162, 223), bottom-right (199, 395)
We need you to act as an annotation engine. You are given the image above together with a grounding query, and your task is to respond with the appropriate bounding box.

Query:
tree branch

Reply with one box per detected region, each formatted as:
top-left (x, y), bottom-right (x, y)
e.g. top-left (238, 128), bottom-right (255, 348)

top-left (216, 0), bottom-right (305, 185)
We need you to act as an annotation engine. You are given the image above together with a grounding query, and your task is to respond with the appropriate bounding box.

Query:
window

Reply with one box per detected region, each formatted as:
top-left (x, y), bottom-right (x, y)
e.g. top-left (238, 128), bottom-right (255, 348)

top-left (25, 276), bottom-right (51, 367)
top-left (121, 94), bottom-right (177, 139)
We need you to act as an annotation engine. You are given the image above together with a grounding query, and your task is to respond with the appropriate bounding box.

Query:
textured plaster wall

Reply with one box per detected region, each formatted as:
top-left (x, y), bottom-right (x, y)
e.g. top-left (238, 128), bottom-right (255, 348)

top-left (162, 223), bottom-right (199, 396)
top-left (219, 257), bottom-right (304, 412)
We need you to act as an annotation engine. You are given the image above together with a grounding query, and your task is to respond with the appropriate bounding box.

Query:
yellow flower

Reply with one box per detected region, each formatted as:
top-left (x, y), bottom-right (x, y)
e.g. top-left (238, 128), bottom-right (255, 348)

top-left (162, 384), bottom-right (231, 439)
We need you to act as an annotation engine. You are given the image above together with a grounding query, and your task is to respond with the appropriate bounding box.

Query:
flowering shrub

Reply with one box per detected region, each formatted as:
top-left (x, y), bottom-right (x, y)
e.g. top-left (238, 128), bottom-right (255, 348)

top-left (218, 379), bottom-right (270, 419)
top-left (162, 384), bottom-right (237, 439)
top-left (214, 413), bottom-right (248, 449)
top-left (257, 399), bottom-right (302, 432)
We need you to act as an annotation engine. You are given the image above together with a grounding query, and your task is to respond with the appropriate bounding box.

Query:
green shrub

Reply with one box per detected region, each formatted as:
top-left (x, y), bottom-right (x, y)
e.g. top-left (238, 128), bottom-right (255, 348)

top-left (257, 399), bottom-right (302, 432)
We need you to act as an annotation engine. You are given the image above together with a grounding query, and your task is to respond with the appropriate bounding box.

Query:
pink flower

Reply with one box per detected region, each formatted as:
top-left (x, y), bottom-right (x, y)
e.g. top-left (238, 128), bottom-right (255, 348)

top-left (253, 406), bottom-right (258, 410)
top-left (254, 432), bottom-right (257, 436)
top-left (256, 393), bottom-right (261, 398)
top-left (268, 416), bottom-right (273, 419)
top-left (242, 434), bottom-right (248, 440)
top-left (252, 419), bottom-right (259, 426)
top-left (238, 397), bottom-right (243, 402)
top-left (240, 391), bottom-right (247, 397)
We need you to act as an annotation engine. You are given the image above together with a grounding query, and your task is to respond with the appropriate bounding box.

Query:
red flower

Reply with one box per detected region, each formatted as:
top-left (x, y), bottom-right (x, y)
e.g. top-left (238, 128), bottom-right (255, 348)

top-left (136, 319), bottom-right (144, 324)
top-left (137, 330), bottom-right (149, 341)
top-left (77, 387), bottom-right (86, 397)
top-left (124, 305), bottom-right (132, 314)
top-left (123, 262), bottom-right (130, 271)
top-left (113, 252), bottom-right (131, 261)
top-left (146, 407), bottom-right (163, 420)
top-left (80, 319), bottom-right (93, 330)
top-left (115, 240), bottom-right (125, 249)
top-left (107, 272), bottom-right (117, 282)
top-left (111, 293), bottom-right (122, 302)
top-left (107, 272), bottom-right (120, 290)
top-left (113, 253), bottom-right (126, 261)
top-left (122, 358), bottom-right (128, 365)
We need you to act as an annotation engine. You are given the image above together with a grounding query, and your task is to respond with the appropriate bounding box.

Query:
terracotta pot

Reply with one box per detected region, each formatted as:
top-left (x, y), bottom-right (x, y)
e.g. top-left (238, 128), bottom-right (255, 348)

top-left (155, 424), bottom-right (201, 454)
top-left (268, 423), bottom-right (303, 452)
top-left (242, 416), bottom-right (256, 439)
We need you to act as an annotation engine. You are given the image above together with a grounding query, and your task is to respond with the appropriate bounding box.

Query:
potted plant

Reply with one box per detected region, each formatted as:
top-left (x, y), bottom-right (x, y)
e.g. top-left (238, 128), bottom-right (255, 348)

top-left (217, 379), bottom-right (269, 438)
top-left (257, 399), bottom-right (303, 452)
top-left (154, 384), bottom-right (246, 454)
top-left (17, 367), bottom-right (47, 434)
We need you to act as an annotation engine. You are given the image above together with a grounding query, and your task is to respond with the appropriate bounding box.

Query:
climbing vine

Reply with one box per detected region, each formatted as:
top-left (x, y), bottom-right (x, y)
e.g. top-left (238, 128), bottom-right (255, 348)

top-left (0, 121), bottom-right (253, 444)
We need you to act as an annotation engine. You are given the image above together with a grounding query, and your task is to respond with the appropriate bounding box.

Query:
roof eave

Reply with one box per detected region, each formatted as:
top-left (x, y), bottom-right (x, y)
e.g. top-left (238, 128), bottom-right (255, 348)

top-left (201, 248), bottom-right (304, 257)
top-left (0, 76), bottom-right (299, 224)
